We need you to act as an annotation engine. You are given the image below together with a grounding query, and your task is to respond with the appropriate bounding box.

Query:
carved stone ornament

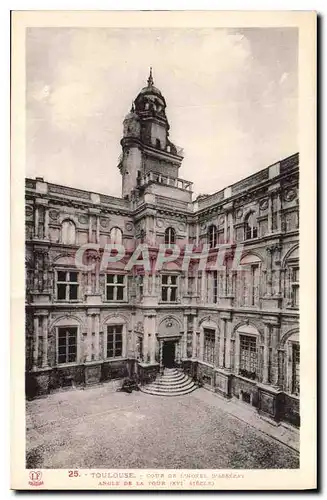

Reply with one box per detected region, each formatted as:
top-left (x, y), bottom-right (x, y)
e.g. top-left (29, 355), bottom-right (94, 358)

top-left (219, 215), bottom-right (225, 225)
top-left (100, 217), bottom-right (109, 228)
top-left (283, 188), bottom-right (297, 202)
top-left (178, 222), bottom-right (186, 232)
top-left (78, 214), bottom-right (88, 224)
top-left (25, 206), bottom-right (33, 218)
top-left (125, 221), bottom-right (134, 231)
top-left (236, 209), bottom-right (243, 219)
top-left (156, 219), bottom-right (164, 228)
top-left (166, 319), bottom-right (173, 328)
top-left (135, 321), bottom-right (144, 334)
top-left (259, 198), bottom-right (269, 210)
top-left (201, 223), bottom-right (207, 231)
top-left (49, 209), bottom-right (60, 221)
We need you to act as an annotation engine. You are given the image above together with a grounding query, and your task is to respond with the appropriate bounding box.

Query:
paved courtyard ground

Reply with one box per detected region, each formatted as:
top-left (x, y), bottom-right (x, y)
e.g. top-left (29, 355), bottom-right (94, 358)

top-left (26, 384), bottom-right (299, 469)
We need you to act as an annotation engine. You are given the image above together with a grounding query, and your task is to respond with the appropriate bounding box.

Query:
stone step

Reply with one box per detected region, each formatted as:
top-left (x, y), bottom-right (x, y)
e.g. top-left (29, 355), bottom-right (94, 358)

top-left (148, 381), bottom-right (195, 393)
top-left (140, 370), bottom-right (197, 397)
top-left (141, 384), bottom-right (197, 397)
top-left (154, 376), bottom-right (193, 387)
top-left (158, 373), bottom-right (185, 382)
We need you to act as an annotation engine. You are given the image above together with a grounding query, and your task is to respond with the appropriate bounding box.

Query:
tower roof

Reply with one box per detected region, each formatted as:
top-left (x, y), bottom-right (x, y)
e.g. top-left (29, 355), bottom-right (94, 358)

top-left (137, 67), bottom-right (164, 100)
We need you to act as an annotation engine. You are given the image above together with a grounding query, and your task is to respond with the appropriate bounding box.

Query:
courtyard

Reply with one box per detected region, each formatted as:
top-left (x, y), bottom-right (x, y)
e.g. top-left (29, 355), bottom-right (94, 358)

top-left (26, 384), bottom-right (299, 470)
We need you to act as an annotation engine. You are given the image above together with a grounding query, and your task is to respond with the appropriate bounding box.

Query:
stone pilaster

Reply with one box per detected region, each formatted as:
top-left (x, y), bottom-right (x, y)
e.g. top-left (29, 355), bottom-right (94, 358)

top-left (34, 206), bottom-right (39, 239)
top-left (42, 313), bottom-right (49, 368)
top-left (262, 323), bottom-right (270, 384)
top-left (33, 315), bottom-right (39, 369)
top-left (192, 315), bottom-right (197, 359)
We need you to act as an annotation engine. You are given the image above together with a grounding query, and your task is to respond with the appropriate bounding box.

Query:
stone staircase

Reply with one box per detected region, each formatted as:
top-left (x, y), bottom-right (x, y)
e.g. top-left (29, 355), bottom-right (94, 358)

top-left (140, 368), bottom-right (197, 397)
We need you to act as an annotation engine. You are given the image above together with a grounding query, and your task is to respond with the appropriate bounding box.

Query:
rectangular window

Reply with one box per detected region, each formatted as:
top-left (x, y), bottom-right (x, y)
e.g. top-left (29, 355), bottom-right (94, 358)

top-left (57, 327), bottom-right (77, 364)
top-left (292, 343), bottom-right (300, 395)
top-left (203, 328), bottom-right (215, 365)
top-left (107, 325), bottom-right (123, 358)
top-left (206, 271), bottom-right (218, 304)
top-left (56, 271), bottom-right (79, 301)
top-left (161, 275), bottom-right (178, 302)
top-left (106, 274), bottom-right (126, 301)
top-left (239, 335), bottom-right (257, 380)
top-left (291, 267), bottom-right (299, 308)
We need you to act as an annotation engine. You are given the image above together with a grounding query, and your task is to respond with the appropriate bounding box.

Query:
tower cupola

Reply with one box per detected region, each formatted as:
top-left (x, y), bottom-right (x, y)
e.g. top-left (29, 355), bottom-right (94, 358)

top-left (118, 69), bottom-right (185, 199)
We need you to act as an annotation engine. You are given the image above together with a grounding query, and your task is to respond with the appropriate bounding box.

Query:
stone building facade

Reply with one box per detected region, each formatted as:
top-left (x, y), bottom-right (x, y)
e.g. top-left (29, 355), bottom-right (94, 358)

top-left (25, 71), bottom-right (300, 426)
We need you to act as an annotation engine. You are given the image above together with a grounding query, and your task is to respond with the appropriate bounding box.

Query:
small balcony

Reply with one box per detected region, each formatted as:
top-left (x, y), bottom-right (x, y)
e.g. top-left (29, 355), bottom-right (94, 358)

top-left (138, 171), bottom-right (193, 192)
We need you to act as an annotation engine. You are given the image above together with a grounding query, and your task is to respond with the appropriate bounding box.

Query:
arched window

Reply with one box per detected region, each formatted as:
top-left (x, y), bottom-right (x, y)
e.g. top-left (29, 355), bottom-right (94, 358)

top-left (61, 220), bottom-right (76, 245)
top-left (244, 212), bottom-right (258, 240)
top-left (110, 227), bottom-right (123, 245)
top-left (164, 227), bottom-right (176, 246)
top-left (207, 225), bottom-right (217, 249)
top-left (156, 138), bottom-right (161, 149)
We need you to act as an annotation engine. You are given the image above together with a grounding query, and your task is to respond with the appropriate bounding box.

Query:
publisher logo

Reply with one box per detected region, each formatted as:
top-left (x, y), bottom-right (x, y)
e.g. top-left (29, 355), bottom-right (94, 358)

top-left (28, 470), bottom-right (44, 487)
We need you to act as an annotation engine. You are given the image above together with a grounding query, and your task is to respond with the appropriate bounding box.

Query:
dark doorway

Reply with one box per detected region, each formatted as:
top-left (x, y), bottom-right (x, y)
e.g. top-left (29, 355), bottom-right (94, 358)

top-left (162, 341), bottom-right (176, 368)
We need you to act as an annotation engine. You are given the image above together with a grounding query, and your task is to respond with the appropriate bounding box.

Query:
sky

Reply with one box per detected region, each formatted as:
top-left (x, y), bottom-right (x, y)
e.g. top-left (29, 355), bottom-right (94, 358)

top-left (26, 27), bottom-right (298, 198)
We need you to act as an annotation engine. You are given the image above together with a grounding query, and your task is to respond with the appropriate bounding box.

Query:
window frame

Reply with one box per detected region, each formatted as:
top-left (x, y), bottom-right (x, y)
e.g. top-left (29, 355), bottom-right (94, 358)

top-left (290, 266), bottom-right (299, 308)
top-left (164, 227), bottom-right (176, 247)
top-left (61, 219), bottom-right (76, 245)
top-left (109, 227), bottom-right (123, 245)
top-left (55, 269), bottom-right (80, 302)
top-left (161, 273), bottom-right (179, 303)
top-left (203, 327), bottom-right (216, 365)
top-left (239, 334), bottom-right (257, 380)
top-left (56, 326), bottom-right (78, 365)
top-left (105, 273), bottom-right (127, 302)
top-left (244, 212), bottom-right (258, 241)
top-left (207, 225), bottom-right (217, 249)
top-left (291, 342), bottom-right (300, 396)
top-left (106, 324), bottom-right (124, 359)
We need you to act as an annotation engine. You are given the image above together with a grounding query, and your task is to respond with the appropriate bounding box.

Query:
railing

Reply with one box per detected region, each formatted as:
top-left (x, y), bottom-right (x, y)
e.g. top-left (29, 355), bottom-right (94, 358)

top-left (139, 171), bottom-right (193, 191)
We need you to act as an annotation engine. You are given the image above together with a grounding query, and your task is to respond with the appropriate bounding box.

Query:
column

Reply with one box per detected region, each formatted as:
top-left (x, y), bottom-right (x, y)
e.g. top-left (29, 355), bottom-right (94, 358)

top-left (96, 215), bottom-right (100, 244)
top-left (42, 314), bottom-right (48, 368)
top-left (276, 191), bottom-right (281, 232)
top-left (44, 208), bottom-right (49, 240)
top-left (271, 327), bottom-right (280, 386)
top-left (192, 316), bottom-right (197, 359)
top-left (230, 213), bottom-right (234, 243)
top-left (182, 315), bottom-right (188, 359)
top-left (268, 195), bottom-right (273, 234)
top-left (224, 320), bottom-right (231, 370)
top-left (201, 271), bottom-right (206, 303)
top-left (214, 325), bottom-right (220, 367)
top-left (184, 272), bottom-right (189, 296)
top-left (277, 349), bottom-right (285, 389)
top-left (219, 319), bottom-right (226, 368)
top-left (33, 315), bottom-right (39, 368)
top-left (196, 224), bottom-right (200, 246)
top-left (86, 313), bottom-right (93, 362)
top-left (224, 212), bottom-right (228, 244)
top-left (34, 206), bottom-right (39, 239)
top-left (266, 247), bottom-right (273, 296)
top-left (150, 333), bottom-right (156, 364)
top-left (95, 258), bottom-right (100, 294)
top-left (262, 324), bottom-right (270, 384)
top-left (159, 340), bottom-right (163, 369)
top-left (88, 215), bottom-right (93, 243)
top-left (199, 328), bottom-right (204, 361)
top-left (94, 314), bottom-right (100, 360)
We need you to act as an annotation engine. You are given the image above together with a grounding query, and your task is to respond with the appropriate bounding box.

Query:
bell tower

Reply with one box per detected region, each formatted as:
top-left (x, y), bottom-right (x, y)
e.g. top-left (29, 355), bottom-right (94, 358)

top-left (118, 68), bottom-right (185, 199)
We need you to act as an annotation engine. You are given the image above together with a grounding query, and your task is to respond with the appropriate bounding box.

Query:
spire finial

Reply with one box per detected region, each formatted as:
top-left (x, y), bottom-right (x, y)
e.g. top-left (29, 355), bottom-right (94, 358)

top-left (147, 66), bottom-right (154, 87)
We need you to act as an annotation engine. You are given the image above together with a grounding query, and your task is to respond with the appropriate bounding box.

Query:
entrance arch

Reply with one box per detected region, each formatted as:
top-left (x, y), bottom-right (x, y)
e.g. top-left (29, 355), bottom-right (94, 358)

top-left (157, 316), bottom-right (182, 368)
